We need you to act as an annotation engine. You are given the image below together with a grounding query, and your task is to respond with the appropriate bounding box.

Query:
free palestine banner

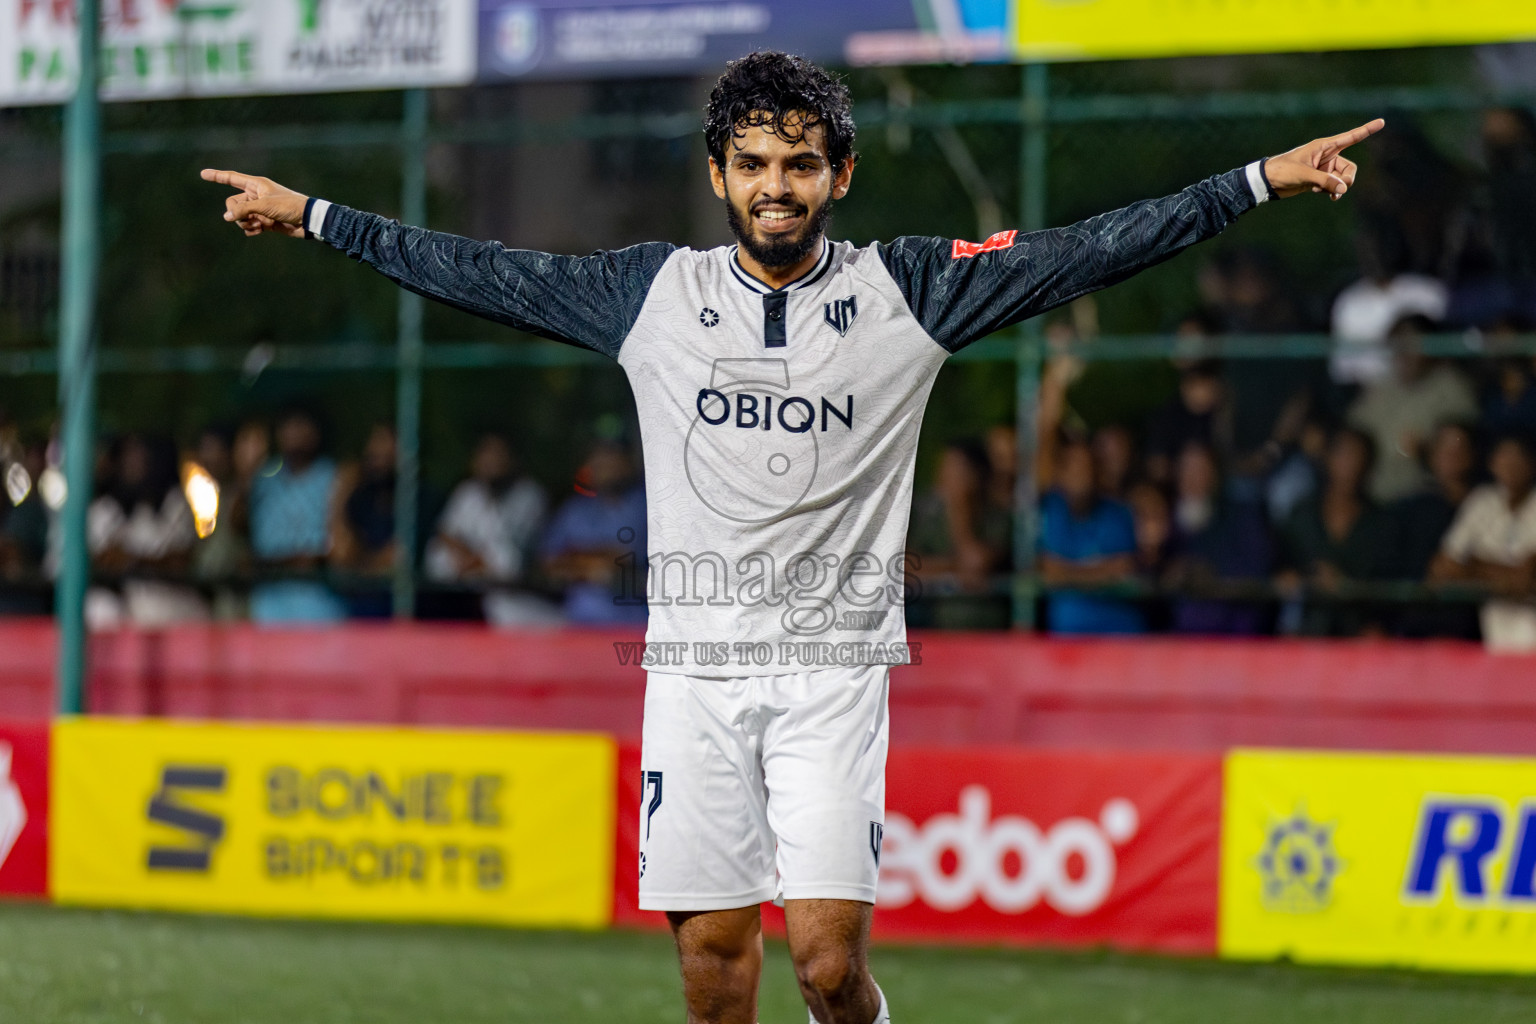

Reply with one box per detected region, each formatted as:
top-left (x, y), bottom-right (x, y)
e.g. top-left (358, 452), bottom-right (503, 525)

top-left (2, 0), bottom-right (477, 106)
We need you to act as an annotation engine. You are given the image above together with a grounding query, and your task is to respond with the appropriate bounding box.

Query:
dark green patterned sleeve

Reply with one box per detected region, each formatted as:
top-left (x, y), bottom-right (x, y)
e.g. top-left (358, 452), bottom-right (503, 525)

top-left (878, 166), bottom-right (1261, 353)
top-left (317, 204), bottom-right (676, 358)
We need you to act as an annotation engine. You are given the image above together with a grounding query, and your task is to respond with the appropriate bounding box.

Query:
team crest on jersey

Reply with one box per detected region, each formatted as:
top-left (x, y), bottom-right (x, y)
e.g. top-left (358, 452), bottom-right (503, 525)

top-left (823, 295), bottom-right (858, 337)
top-left (698, 307), bottom-right (720, 328)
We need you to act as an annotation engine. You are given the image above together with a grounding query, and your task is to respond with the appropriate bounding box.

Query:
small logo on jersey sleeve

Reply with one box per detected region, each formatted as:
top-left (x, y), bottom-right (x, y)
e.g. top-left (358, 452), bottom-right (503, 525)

top-left (951, 229), bottom-right (1018, 259)
top-left (823, 295), bottom-right (858, 337)
top-left (698, 307), bottom-right (720, 328)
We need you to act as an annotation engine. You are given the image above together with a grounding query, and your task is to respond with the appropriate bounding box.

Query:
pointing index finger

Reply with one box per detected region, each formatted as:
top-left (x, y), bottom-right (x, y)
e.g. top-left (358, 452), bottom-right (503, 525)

top-left (1326, 118), bottom-right (1386, 152)
top-left (200, 168), bottom-right (260, 193)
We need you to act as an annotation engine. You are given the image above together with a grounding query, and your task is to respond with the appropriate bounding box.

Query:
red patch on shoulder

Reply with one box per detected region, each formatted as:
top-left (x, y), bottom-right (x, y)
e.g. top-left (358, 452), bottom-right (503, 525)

top-left (950, 229), bottom-right (1018, 259)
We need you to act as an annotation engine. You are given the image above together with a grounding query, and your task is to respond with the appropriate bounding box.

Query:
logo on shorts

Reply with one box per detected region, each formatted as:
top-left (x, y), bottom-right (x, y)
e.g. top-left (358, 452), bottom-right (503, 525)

top-left (642, 771), bottom-right (664, 838)
top-left (870, 822), bottom-right (883, 866)
top-left (823, 295), bottom-right (858, 337)
top-left (639, 771), bottom-right (664, 880)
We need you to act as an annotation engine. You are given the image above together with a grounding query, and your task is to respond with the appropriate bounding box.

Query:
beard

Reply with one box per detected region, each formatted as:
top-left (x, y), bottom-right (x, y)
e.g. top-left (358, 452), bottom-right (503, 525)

top-left (725, 192), bottom-right (834, 270)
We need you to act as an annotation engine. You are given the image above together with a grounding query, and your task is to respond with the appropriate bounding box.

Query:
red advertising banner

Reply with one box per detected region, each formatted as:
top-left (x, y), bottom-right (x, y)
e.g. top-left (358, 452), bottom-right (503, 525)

top-left (876, 749), bottom-right (1220, 952)
top-left (0, 719), bottom-right (47, 896)
top-left (615, 743), bottom-right (1220, 952)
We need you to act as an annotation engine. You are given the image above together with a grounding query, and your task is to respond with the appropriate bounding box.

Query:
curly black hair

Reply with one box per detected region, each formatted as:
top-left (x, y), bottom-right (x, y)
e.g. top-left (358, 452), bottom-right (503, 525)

top-left (703, 51), bottom-right (858, 171)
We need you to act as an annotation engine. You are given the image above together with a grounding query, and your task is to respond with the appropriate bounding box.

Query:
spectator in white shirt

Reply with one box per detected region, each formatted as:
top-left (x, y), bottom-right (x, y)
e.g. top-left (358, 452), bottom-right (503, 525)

top-left (425, 432), bottom-right (556, 626)
top-left (1346, 316), bottom-right (1478, 502)
top-left (1330, 271), bottom-right (1448, 385)
top-left (86, 434), bottom-right (207, 628)
top-left (1430, 434), bottom-right (1536, 651)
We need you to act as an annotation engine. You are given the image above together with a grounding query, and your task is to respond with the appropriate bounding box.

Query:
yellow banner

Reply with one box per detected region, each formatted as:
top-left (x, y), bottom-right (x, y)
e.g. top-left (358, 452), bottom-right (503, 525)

top-left (1221, 749), bottom-right (1536, 972)
top-left (1015, 1), bottom-right (1536, 60)
top-left (51, 718), bottom-right (614, 928)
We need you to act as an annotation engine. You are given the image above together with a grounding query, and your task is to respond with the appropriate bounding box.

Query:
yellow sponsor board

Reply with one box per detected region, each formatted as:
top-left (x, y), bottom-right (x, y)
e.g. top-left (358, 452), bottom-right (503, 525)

top-left (1014, 1), bottom-right (1536, 61)
top-left (1221, 749), bottom-right (1536, 972)
top-left (51, 718), bottom-right (614, 928)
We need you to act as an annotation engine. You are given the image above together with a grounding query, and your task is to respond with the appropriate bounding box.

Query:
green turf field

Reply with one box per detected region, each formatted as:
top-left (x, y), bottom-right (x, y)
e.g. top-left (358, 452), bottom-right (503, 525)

top-left (2, 904), bottom-right (1534, 1023)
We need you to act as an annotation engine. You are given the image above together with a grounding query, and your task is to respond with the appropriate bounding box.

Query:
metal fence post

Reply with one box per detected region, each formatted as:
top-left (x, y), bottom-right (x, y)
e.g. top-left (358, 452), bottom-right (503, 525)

top-left (56, 0), bottom-right (102, 714)
top-left (393, 89), bottom-right (428, 620)
top-left (1012, 62), bottom-right (1049, 631)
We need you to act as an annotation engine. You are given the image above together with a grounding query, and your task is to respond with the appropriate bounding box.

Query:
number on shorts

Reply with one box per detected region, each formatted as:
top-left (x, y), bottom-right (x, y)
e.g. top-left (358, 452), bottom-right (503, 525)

top-left (643, 771), bottom-right (664, 839)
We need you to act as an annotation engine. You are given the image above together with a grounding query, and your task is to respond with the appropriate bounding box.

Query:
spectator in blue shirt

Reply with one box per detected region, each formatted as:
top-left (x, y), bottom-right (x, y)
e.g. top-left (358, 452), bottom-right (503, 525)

top-left (540, 437), bottom-right (648, 625)
top-left (249, 408), bottom-right (346, 624)
top-left (1039, 438), bottom-right (1145, 635)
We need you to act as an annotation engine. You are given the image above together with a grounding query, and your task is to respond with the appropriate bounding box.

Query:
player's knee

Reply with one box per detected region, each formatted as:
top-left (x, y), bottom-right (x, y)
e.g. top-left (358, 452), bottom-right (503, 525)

top-left (669, 911), bottom-right (759, 970)
top-left (792, 945), bottom-right (861, 1003)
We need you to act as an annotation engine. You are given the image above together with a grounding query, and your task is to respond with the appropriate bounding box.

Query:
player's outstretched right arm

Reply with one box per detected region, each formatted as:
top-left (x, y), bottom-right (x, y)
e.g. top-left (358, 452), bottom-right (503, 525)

top-left (878, 120), bottom-right (1384, 355)
top-left (200, 168), bottom-right (674, 357)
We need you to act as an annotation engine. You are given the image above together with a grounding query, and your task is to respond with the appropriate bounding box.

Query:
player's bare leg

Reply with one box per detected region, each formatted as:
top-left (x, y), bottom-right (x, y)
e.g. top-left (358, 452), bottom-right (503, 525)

top-left (785, 899), bottom-right (883, 1024)
top-left (668, 906), bottom-right (764, 1024)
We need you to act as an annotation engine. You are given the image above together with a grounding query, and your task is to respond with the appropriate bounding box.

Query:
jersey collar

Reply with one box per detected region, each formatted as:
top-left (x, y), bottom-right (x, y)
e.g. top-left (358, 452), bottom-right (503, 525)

top-left (728, 238), bottom-right (832, 295)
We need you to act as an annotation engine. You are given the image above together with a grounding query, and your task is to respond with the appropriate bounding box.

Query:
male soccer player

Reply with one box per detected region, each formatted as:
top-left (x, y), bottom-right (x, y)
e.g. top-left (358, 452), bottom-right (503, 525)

top-left (204, 51), bottom-right (1380, 1024)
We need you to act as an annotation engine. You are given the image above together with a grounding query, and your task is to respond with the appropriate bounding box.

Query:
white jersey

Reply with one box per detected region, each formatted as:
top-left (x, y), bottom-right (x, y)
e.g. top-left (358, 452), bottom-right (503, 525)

top-left (621, 240), bottom-right (939, 672)
top-left (309, 160), bottom-right (1269, 672)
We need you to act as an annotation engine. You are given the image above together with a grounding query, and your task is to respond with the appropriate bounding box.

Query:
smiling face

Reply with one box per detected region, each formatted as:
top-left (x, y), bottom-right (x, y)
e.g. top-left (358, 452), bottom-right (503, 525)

top-left (709, 112), bottom-right (853, 279)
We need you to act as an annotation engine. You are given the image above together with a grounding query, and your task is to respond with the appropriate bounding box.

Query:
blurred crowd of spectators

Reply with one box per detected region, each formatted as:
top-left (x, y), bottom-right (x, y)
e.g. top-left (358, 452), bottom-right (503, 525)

top-left (29, 323), bottom-right (1523, 643)
top-left (997, 109), bottom-right (1536, 649)
top-left (1021, 345), bottom-right (1536, 649)
top-left (0, 408), bottom-right (650, 630)
top-left (0, 110), bottom-right (1532, 645)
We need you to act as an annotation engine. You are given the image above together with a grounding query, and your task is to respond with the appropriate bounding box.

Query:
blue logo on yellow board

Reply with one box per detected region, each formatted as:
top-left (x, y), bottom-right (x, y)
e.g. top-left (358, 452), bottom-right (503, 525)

top-left (1404, 799), bottom-right (1536, 902)
top-left (1257, 807), bottom-right (1341, 913)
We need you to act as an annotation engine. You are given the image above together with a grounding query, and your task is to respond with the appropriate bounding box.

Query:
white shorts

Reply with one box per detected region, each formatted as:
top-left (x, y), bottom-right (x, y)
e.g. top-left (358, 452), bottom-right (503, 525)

top-left (637, 664), bottom-right (889, 912)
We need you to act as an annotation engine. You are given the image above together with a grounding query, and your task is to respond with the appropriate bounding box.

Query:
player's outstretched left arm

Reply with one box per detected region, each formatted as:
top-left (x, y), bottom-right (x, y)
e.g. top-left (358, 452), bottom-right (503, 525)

top-left (1261, 119), bottom-right (1383, 200)
top-left (880, 119), bottom-right (1384, 354)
